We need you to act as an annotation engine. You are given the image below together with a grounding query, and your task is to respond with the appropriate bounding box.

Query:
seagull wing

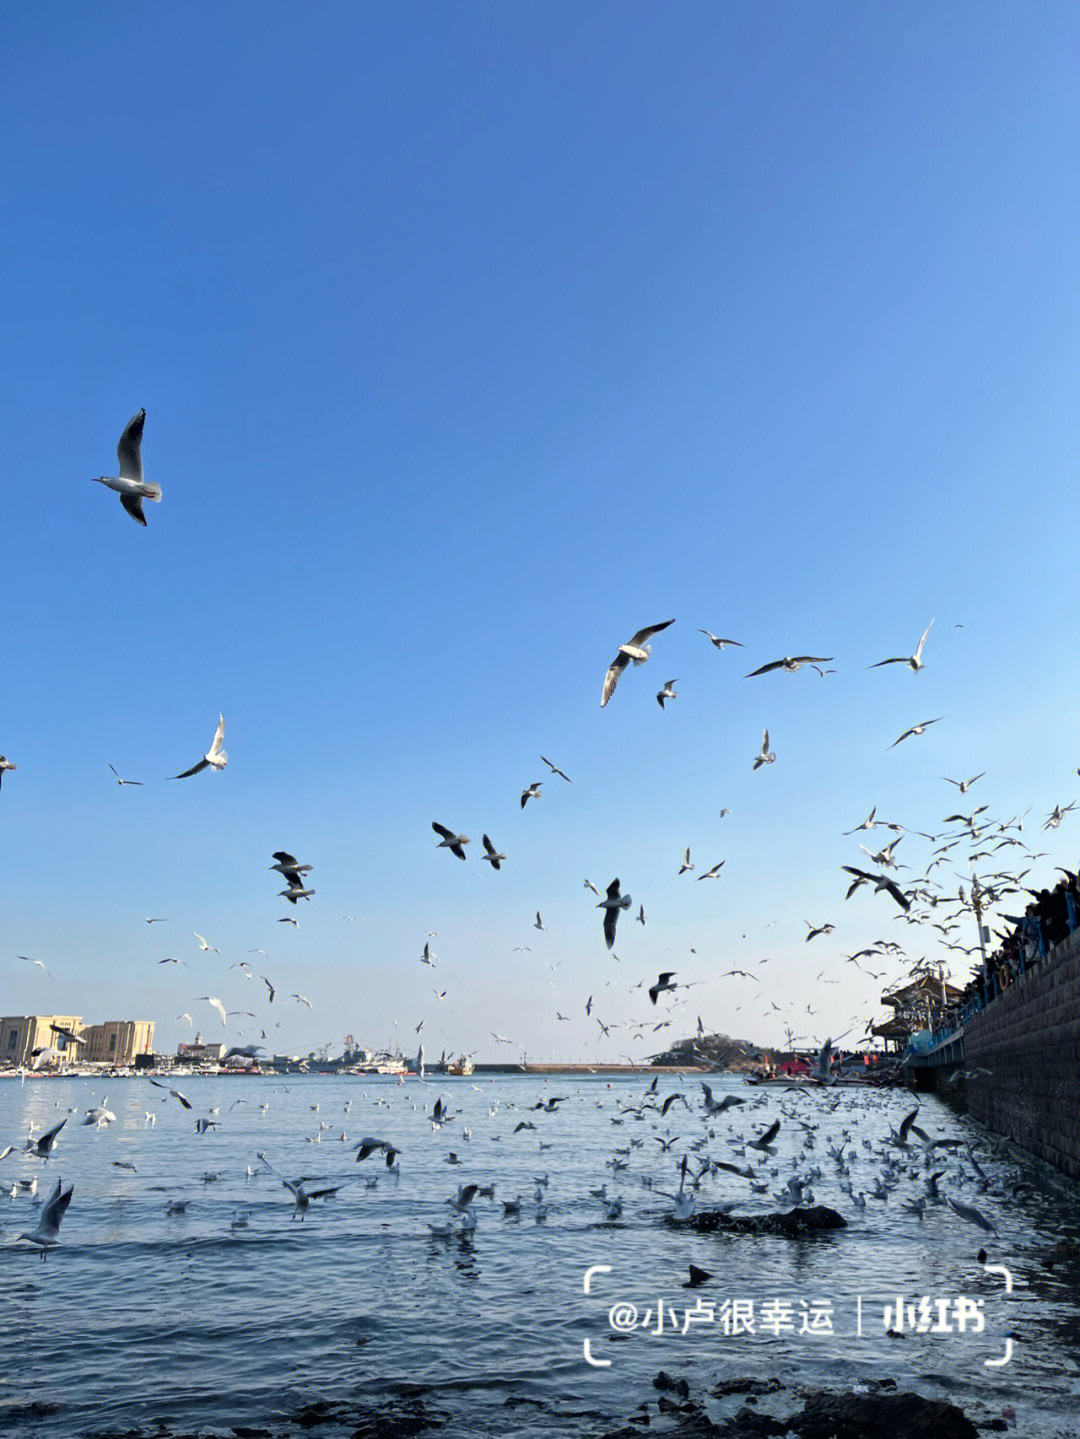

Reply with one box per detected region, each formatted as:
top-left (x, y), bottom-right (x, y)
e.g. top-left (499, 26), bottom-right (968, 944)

top-left (116, 409), bottom-right (145, 483)
top-left (208, 714), bottom-right (226, 758)
top-left (120, 492), bottom-right (148, 526)
top-left (173, 757), bottom-right (210, 779)
top-left (432, 821), bottom-right (455, 841)
top-left (869, 656), bottom-right (906, 668)
top-left (746, 660), bottom-right (783, 677)
top-left (913, 619), bottom-right (934, 661)
top-left (628, 619), bottom-right (675, 648)
top-left (601, 651), bottom-right (631, 706)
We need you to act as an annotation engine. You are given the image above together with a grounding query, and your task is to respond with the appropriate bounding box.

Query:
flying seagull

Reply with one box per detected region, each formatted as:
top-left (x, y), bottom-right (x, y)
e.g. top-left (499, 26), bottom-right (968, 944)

top-left (17, 1178), bottom-right (73, 1259)
top-left (746, 656), bottom-right (832, 677)
top-left (18, 955), bottom-right (51, 978)
top-left (540, 756), bottom-right (572, 783)
top-left (107, 763), bottom-right (143, 785)
top-left (698, 631), bottom-right (743, 649)
top-left (601, 620), bottom-right (675, 706)
top-left (196, 995), bottom-right (228, 1027)
top-left (891, 717), bottom-right (943, 747)
top-left (91, 409), bottom-right (161, 526)
top-left (521, 782), bottom-right (542, 808)
top-left (656, 679), bottom-right (679, 708)
top-left (270, 851), bottom-right (312, 886)
top-left (481, 835), bottom-right (505, 869)
top-left (0, 755), bottom-right (16, 788)
top-left (678, 848), bottom-right (694, 875)
top-left (193, 933), bottom-right (219, 953)
top-left (698, 862), bottom-right (725, 880)
top-left (649, 972), bottom-right (677, 1005)
top-left (944, 774), bottom-right (985, 793)
top-left (598, 878), bottom-right (632, 948)
top-left (432, 822), bottom-right (469, 859)
top-left (753, 729), bottom-right (776, 769)
top-left (870, 620), bottom-right (934, 672)
top-left (842, 866), bottom-right (911, 911)
top-left (172, 715), bottom-right (227, 778)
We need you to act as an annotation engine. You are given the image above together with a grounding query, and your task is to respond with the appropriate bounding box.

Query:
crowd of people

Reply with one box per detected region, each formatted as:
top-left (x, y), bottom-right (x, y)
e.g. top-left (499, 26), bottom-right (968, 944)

top-left (958, 868), bottom-right (1080, 1017)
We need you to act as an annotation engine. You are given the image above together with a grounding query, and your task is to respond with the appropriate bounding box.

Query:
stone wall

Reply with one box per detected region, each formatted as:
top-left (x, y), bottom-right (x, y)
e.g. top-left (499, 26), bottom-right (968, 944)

top-left (962, 927), bottom-right (1080, 1178)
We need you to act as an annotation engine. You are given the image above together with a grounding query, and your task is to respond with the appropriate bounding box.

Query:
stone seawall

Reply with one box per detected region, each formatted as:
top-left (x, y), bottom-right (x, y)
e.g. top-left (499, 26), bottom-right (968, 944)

top-left (962, 927), bottom-right (1080, 1179)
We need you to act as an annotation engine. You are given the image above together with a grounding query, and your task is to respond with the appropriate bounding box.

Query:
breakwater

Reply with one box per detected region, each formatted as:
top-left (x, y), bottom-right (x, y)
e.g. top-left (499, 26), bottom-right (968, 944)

top-left (961, 925), bottom-right (1080, 1179)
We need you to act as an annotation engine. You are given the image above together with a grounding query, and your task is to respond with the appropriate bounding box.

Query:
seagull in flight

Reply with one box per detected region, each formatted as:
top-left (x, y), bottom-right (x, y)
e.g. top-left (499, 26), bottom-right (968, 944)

top-left (1044, 803), bottom-right (1076, 830)
top-left (745, 656), bottom-right (832, 677)
top-left (698, 630), bottom-right (743, 649)
top-left (649, 972), bottom-right (678, 1004)
top-left (481, 835), bottom-right (505, 869)
top-left (172, 715), bottom-right (227, 778)
top-left (18, 955), bottom-right (51, 978)
top-left (193, 933), bottom-right (220, 953)
top-left (107, 763), bottom-right (143, 785)
top-left (91, 409), bottom-right (161, 526)
top-left (420, 942), bottom-right (437, 967)
top-left (842, 867), bottom-right (911, 911)
top-left (601, 620), bottom-right (675, 706)
top-left (521, 782), bottom-right (542, 808)
top-left (656, 679), bottom-right (679, 708)
top-left (870, 620), bottom-right (934, 672)
top-left (698, 862), bottom-right (725, 880)
top-left (678, 848), bottom-right (694, 875)
top-left (292, 994), bottom-right (313, 1009)
top-left (534, 911), bottom-right (547, 932)
top-left (17, 1178), bottom-right (73, 1259)
top-left (432, 822), bottom-right (469, 859)
top-left (598, 879), bottom-right (632, 948)
top-left (0, 755), bottom-right (16, 788)
top-left (944, 773), bottom-right (985, 793)
top-left (196, 996), bottom-right (228, 1026)
top-left (804, 922), bottom-right (834, 942)
top-left (891, 717), bottom-right (943, 747)
top-left (753, 729), bottom-right (776, 769)
top-left (540, 756), bottom-right (571, 783)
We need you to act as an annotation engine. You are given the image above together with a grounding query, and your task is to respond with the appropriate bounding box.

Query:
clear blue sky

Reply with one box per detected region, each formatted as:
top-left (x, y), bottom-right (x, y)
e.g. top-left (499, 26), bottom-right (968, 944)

top-left (3, 2), bottom-right (1079, 1061)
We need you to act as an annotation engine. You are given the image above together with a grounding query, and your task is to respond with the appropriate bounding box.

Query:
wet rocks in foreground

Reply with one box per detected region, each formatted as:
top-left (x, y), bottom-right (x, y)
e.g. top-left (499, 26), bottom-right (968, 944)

top-left (681, 1205), bottom-right (847, 1236)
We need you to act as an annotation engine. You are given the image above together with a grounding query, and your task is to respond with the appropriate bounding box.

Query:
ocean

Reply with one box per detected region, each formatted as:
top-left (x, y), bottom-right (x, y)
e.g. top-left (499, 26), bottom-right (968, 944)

top-left (1, 1072), bottom-right (1078, 1438)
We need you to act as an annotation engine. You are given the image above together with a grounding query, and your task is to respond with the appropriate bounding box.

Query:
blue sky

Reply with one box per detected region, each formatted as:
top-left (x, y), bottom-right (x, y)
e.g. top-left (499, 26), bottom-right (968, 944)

top-left (3, 2), bottom-right (1080, 1062)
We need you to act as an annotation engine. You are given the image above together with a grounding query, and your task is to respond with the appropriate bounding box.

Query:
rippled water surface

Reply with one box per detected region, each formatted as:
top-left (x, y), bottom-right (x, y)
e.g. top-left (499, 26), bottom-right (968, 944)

top-left (2, 1072), bottom-right (1079, 1438)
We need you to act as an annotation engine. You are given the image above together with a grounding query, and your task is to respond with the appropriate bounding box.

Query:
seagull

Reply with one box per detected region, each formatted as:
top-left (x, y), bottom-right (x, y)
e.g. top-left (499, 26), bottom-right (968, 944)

top-left (656, 679), bottom-right (679, 708)
top-left (698, 862), bottom-right (725, 880)
top-left (0, 755), bottom-right (16, 788)
top-left (278, 917), bottom-right (299, 926)
top-left (1044, 803), bottom-right (1076, 830)
top-left (598, 878), bottom-right (632, 948)
top-left (193, 933), bottom-right (220, 953)
top-left (432, 822), bottom-right (469, 859)
top-left (540, 756), bottom-right (572, 783)
top-left (745, 656), bottom-right (832, 677)
top-left (18, 955), bottom-right (51, 978)
top-left (648, 972), bottom-right (677, 1005)
top-left (291, 994), bottom-right (313, 1009)
top-left (196, 996), bottom-right (228, 1027)
top-left (891, 717), bottom-right (943, 747)
top-left (107, 763), bottom-right (143, 785)
top-left (420, 942), bottom-right (438, 967)
top-left (279, 884), bottom-right (315, 904)
top-left (841, 867), bottom-right (911, 911)
top-left (584, 878), bottom-right (601, 895)
top-left (698, 631), bottom-right (743, 650)
top-left (748, 1118), bottom-right (781, 1151)
top-left (947, 1196), bottom-right (998, 1237)
top-left (224, 1045), bottom-right (262, 1061)
top-left (944, 774), bottom-right (985, 793)
top-left (870, 620), bottom-right (934, 672)
top-left (843, 807), bottom-right (878, 835)
top-left (481, 835), bottom-right (505, 869)
top-left (804, 922), bottom-right (834, 942)
top-left (678, 848), bottom-right (694, 875)
top-left (28, 1119), bottom-right (66, 1160)
top-left (753, 729), bottom-right (776, 769)
top-left (91, 409), bottom-right (161, 525)
top-left (172, 715), bottom-right (227, 779)
top-left (601, 620), bottom-right (675, 706)
top-left (148, 1078), bottom-right (192, 1109)
top-left (17, 1178), bottom-right (73, 1259)
top-left (270, 851), bottom-right (313, 885)
top-left (534, 911), bottom-right (547, 931)
top-left (521, 782), bottom-right (542, 808)
top-left (636, 904), bottom-right (647, 925)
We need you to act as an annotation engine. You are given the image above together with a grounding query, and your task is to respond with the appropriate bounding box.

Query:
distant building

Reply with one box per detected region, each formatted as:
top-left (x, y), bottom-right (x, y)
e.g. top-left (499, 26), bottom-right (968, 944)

top-left (80, 1020), bottom-right (155, 1065)
top-left (177, 1036), bottom-right (225, 1064)
top-left (1, 1014), bottom-right (86, 1067)
top-left (1, 1015), bottom-right (154, 1067)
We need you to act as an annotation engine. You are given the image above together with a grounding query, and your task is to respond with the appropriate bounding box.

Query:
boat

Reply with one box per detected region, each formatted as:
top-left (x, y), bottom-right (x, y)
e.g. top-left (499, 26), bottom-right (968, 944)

top-left (444, 1054), bottom-right (474, 1076)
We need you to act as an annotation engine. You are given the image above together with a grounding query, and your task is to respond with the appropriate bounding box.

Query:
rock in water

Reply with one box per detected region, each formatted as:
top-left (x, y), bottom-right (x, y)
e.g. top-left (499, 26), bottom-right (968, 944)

top-left (791, 1389), bottom-right (978, 1439)
top-left (682, 1204), bottom-right (847, 1236)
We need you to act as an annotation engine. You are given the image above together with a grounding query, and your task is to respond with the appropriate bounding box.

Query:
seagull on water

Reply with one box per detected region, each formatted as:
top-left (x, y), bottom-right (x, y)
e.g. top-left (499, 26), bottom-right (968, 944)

top-left (17, 1178), bottom-right (73, 1259)
top-left (870, 620), bottom-right (934, 672)
top-left (172, 715), bottom-right (227, 779)
top-left (601, 620), bottom-right (675, 707)
top-left (91, 409), bottom-right (161, 525)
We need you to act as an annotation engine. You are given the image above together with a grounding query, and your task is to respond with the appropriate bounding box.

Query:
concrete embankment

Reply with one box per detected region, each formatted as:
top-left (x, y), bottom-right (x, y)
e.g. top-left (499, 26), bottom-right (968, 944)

top-left (962, 926), bottom-right (1080, 1179)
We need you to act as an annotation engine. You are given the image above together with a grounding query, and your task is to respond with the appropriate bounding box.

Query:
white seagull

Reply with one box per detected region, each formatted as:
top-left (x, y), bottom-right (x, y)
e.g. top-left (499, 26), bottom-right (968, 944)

top-left (698, 630), bottom-right (743, 649)
top-left (91, 409), bottom-right (161, 526)
top-left (598, 879), bottom-right (632, 948)
top-left (481, 835), bottom-right (505, 869)
top-left (0, 755), bottom-right (16, 788)
top-left (17, 1178), bottom-right (73, 1259)
top-left (753, 729), bottom-right (776, 769)
top-left (196, 995), bottom-right (228, 1027)
top-left (193, 932), bottom-right (220, 953)
top-left (870, 620), bottom-right (934, 672)
top-left (107, 763), bottom-right (143, 785)
top-left (656, 679), bottom-right (679, 708)
top-left (601, 620), bottom-right (675, 706)
top-left (172, 714), bottom-right (227, 779)
top-left (432, 822), bottom-right (469, 859)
